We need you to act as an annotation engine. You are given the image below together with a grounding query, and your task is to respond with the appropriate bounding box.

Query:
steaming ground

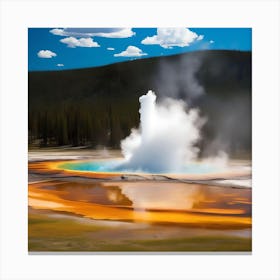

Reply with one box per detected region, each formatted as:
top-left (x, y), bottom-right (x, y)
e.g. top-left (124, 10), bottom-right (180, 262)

top-left (119, 90), bottom-right (228, 173)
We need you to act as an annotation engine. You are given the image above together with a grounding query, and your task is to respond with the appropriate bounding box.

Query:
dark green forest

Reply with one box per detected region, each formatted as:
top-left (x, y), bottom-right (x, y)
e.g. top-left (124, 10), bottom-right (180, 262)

top-left (28, 50), bottom-right (251, 156)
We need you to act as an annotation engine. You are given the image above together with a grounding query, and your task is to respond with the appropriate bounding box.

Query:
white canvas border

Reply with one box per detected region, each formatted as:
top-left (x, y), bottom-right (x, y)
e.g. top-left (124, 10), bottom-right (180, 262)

top-left (0, 0), bottom-right (280, 279)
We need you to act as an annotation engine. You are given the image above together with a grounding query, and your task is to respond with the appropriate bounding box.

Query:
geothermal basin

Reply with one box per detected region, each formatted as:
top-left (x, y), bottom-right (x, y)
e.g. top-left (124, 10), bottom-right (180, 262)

top-left (28, 150), bottom-right (252, 252)
top-left (28, 91), bottom-right (251, 252)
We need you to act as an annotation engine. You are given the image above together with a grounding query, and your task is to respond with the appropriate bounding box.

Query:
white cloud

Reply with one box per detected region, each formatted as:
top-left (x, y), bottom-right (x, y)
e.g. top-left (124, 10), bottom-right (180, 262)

top-left (60, 37), bottom-right (99, 48)
top-left (114, 46), bottom-right (147, 57)
top-left (37, 50), bottom-right (57, 58)
top-left (97, 28), bottom-right (135, 38)
top-left (50, 28), bottom-right (65, 36)
top-left (210, 40), bottom-right (215, 44)
top-left (107, 47), bottom-right (115, 50)
top-left (50, 28), bottom-right (135, 38)
top-left (141, 28), bottom-right (204, 48)
top-left (57, 64), bottom-right (64, 67)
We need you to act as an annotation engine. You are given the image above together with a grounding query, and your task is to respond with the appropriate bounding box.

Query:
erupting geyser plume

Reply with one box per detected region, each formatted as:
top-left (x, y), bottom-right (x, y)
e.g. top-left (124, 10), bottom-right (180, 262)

top-left (120, 90), bottom-right (204, 173)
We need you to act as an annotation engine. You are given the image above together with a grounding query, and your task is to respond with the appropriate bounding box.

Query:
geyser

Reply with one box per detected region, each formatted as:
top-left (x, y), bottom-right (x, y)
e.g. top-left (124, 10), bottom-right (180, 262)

top-left (120, 90), bottom-right (204, 173)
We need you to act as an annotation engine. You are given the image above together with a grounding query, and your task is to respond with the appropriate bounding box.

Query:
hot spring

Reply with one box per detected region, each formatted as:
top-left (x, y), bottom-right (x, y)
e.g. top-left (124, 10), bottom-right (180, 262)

top-left (58, 90), bottom-right (232, 176)
top-left (58, 159), bottom-right (225, 175)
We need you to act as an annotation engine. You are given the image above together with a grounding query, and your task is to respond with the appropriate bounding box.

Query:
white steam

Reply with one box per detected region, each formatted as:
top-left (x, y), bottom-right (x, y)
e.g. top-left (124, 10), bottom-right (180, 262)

top-left (120, 90), bottom-right (204, 173)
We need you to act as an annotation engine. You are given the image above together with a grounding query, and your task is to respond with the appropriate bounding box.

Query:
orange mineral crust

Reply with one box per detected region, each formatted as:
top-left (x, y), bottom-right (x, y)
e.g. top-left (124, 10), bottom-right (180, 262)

top-left (29, 160), bottom-right (122, 179)
top-left (28, 180), bottom-right (251, 230)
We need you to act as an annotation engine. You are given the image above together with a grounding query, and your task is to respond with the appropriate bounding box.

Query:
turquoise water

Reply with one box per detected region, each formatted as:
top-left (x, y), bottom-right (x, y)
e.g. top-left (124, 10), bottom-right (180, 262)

top-left (59, 159), bottom-right (222, 175)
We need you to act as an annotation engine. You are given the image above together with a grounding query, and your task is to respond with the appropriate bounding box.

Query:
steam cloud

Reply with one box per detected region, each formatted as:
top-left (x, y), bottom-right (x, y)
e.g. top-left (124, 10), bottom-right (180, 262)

top-left (152, 53), bottom-right (251, 157)
top-left (119, 90), bottom-right (204, 173)
top-left (154, 54), bottom-right (205, 104)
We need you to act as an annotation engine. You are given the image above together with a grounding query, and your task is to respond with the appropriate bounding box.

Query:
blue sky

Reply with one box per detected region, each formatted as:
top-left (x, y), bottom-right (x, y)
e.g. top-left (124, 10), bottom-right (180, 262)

top-left (28, 28), bottom-right (251, 71)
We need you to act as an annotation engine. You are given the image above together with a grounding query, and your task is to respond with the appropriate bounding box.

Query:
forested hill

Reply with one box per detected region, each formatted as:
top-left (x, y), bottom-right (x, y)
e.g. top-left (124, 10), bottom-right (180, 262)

top-left (28, 50), bottom-right (251, 156)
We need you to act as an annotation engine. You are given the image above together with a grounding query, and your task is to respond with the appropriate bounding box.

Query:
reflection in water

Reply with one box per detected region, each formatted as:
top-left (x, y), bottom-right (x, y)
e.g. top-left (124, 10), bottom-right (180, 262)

top-left (38, 180), bottom-right (251, 216)
top-left (117, 182), bottom-right (199, 210)
top-left (108, 182), bottom-right (251, 215)
top-left (45, 183), bottom-right (132, 206)
top-left (28, 179), bottom-right (252, 229)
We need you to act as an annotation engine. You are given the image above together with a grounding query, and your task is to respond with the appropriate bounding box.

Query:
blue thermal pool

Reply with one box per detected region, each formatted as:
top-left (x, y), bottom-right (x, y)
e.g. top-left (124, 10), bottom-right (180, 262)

top-left (58, 159), bottom-right (224, 175)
